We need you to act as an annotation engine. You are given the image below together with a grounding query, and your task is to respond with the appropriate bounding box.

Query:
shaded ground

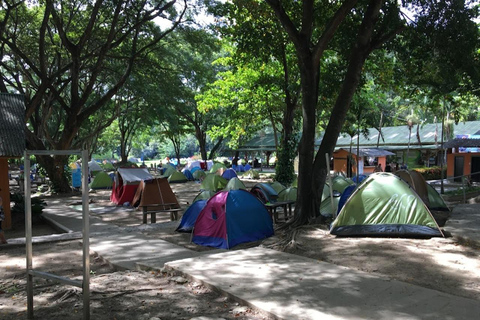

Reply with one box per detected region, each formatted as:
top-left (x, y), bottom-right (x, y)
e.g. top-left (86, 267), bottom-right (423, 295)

top-left (2, 177), bottom-right (480, 319)
top-left (0, 241), bottom-right (267, 320)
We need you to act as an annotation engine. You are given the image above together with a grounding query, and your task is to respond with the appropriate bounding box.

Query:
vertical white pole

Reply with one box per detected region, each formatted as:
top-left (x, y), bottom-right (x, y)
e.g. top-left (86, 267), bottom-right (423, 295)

top-left (81, 150), bottom-right (90, 320)
top-left (25, 151), bottom-right (34, 319)
top-left (326, 153), bottom-right (335, 218)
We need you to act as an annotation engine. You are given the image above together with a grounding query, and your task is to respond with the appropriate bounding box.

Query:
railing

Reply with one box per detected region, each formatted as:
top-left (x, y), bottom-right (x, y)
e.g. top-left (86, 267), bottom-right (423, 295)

top-left (429, 171), bottom-right (480, 204)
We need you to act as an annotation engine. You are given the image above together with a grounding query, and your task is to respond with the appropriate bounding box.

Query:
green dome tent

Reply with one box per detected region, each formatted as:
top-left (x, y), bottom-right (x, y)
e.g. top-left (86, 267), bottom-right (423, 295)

top-left (270, 181), bottom-right (286, 194)
top-left (192, 169), bottom-right (206, 181)
top-left (101, 162), bottom-right (115, 171)
top-left (224, 177), bottom-right (247, 191)
top-left (244, 169), bottom-right (260, 179)
top-left (201, 173), bottom-right (227, 191)
top-left (210, 162), bottom-right (227, 174)
top-left (162, 163), bottom-right (177, 177)
top-left (168, 171), bottom-right (188, 183)
top-left (278, 187), bottom-right (297, 201)
top-left (329, 175), bottom-right (355, 193)
top-left (90, 171), bottom-right (113, 189)
top-left (193, 190), bottom-right (216, 203)
top-left (330, 173), bottom-right (443, 237)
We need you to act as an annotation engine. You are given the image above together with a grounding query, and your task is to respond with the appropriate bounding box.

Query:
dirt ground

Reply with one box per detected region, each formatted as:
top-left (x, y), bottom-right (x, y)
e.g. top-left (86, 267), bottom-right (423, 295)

top-left (1, 178), bottom-right (480, 319)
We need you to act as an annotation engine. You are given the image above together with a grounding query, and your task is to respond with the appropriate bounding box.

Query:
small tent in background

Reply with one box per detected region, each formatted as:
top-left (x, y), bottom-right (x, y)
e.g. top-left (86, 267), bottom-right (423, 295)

top-left (132, 177), bottom-right (179, 211)
top-left (101, 162), bottom-right (115, 171)
top-left (168, 171), bottom-right (188, 183)
top-left (176, 200), bottom-right (208, 232)
top-left (244, 168), bottom-right (260, 179)
top-left (224, 177), bottom-right (247, 191)
top-left (192, 190), bottom-right (274, 249)
top-left (352, 174), bottom-right (367, 184)
top-left (291, 177), bottom-right (298, 187)
top-left (162, 163), bottom-right (177, 177)
top-left (269, 181), bottom-right (286, 194)
top-left (426, 183), bottom-right (450, 211)
top-left (90, 171), bottom-right (113, 189)
top-left (110, 168), bottom-right (152, 205)
top-left (330, 173), bottom-right (443, 238)
top-left (210, 162), bottom-right (227, 174)
top-left (330, 175), bottom-right (355, 193)
top-left (193, 190), bottom-right (216, 203)
top-left (319, 191), bottom-right (341, 217)
top-left (88, 160), bottom-right (103, 176)
top-left (185, 160), bottom-right (202, 171)
top-left (192, 169), bottom-right (206, 181)
top-left (278, 187), bottom-right (297, 201)
top-left (182, 169), bottom-right (194, 181)
top-left (236, 164), bottom-right (245, 172)
top-left (201, 173), bottom-right (227, 191)
top-left (336, 184), bottom-right (356, 214)
top-left (221, 168), bottom-right (238, 180)
top-left (395, 170), bottom-right (430, 207)
top-left (190, 166), bottom-right (201, 174)
top-left (250, 183), bottom-right (278, 203)
top-left (244, 164), bottom-right (251, 171)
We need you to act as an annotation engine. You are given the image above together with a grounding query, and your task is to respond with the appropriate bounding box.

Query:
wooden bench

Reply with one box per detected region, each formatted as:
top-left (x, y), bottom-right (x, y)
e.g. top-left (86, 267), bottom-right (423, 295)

top-left (264, 200), bottom-right (295, 223)
top-left (140, 203), bottom-right (182, 224)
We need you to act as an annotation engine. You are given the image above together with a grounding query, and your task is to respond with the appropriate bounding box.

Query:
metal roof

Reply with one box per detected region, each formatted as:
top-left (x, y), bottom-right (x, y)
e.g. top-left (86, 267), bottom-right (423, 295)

top-left (0, 94), bottom-right (26, 158)
top-left (443, 138), bottom-right (480, 148)
top-left (240, 121), bottom-right (480, 151)
top-left (340, 148), bottom-right (395, 157)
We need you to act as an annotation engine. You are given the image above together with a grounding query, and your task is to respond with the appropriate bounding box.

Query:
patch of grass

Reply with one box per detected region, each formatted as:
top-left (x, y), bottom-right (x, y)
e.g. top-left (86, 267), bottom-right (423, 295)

top-left (444, 186), bottom-right (480, 196)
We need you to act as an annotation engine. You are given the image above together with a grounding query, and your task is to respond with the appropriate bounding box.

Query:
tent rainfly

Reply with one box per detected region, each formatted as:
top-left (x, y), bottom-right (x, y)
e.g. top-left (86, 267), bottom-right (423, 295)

top-left (330, 173), bottom-right (443, 238)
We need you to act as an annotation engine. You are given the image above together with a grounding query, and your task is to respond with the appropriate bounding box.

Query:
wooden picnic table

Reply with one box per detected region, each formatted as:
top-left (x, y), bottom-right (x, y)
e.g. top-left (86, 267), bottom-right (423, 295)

top-left (264, 200), bottom-right (295, 223)
top-left (140, 203), bottom-right (182, 224)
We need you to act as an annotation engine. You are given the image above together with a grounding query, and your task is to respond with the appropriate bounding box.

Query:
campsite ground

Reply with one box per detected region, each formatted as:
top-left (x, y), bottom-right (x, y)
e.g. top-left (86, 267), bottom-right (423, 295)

top-left (1, 178), bottom-right (480, 319)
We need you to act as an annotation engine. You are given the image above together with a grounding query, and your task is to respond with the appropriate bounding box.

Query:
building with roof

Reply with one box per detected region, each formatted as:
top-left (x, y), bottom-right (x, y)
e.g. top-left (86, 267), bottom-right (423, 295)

top-left (444, 135), bottom-right (480, 182)
top-left (0, 94), bottom-right (26, 229)
top-left (239, 121), bottom-right (480, 176)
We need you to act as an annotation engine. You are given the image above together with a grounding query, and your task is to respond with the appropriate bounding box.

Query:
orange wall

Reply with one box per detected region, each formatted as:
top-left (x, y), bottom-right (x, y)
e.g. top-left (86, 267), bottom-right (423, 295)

top-left (447, 152), bottom-right (480, 178)
top-left (0, 158), bottom-right (11, 230)
top-left (333, 149), bottom-right (388, 175)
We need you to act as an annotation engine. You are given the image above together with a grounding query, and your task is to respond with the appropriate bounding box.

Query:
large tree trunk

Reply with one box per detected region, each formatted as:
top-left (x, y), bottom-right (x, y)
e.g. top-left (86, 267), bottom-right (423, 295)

top-left (36, 155), bottom-right (71, 193)
top-left (312, 0), bottom-right (384, 210)
top-left (292, 57), bottom-right (320, 226)
top-left (193, 124), bottom-right (208, 160)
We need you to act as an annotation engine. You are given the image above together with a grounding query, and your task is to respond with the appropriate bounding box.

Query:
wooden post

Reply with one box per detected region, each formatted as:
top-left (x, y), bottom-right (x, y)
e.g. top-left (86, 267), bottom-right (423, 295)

top-left (0, 158), bottom-right (11, 229)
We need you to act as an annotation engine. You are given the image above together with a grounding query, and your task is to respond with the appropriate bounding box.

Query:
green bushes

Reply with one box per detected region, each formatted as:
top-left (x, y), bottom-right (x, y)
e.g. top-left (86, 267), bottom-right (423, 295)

top-left (413, 167), bottom-right (446, 181)
top-left (10, 193), bottom-right (47, 225)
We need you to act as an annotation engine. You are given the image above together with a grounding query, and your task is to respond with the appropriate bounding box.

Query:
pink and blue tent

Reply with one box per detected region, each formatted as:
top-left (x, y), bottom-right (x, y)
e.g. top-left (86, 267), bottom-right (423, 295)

top-left (176, 200), bottom-right (207, 232)
top-left (192, 190), bottom-right (274, 249)
top-left (221, 168), bottom-right (238, 180)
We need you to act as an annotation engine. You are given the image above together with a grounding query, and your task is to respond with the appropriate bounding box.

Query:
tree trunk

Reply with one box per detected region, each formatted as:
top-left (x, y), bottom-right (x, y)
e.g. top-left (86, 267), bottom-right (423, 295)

top-left (195, 126), bottom-right (208, 160)
top-left (311, 0), bottom-right (384, 213)
top-left (25, 129), bottom-right (72, 193)
top-left (292, 57), bottom-right (320, 226)
top-left (208, 136), bottom-right (224, 160)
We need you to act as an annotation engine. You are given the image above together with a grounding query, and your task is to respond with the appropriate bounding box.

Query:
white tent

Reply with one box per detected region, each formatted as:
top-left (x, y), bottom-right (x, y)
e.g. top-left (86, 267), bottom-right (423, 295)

top-left (88, 160), bottom-right (103, 172)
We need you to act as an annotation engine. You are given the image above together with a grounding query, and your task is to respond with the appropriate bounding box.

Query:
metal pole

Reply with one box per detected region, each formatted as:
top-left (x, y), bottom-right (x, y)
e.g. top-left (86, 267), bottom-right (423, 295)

top-left (326, 153), bottom-right (335, 218)
top-left (81, 150), bottom-right (90, 320)
top-left (440, 98), bottom-right (445, 194)
top-left (24, 151), bottom-right (34, 319)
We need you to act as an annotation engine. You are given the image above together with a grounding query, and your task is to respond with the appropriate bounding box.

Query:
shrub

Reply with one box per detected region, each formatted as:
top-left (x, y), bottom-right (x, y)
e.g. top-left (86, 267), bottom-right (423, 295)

top-left (10, 193), bottom-right (47, 225)
top-left (413, 166), bottom-right (446, 180)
